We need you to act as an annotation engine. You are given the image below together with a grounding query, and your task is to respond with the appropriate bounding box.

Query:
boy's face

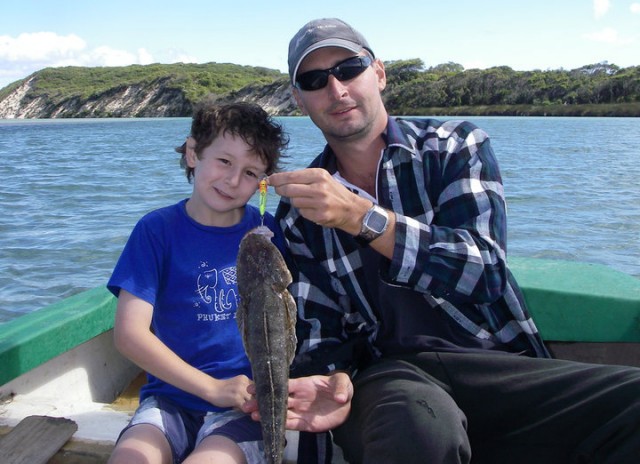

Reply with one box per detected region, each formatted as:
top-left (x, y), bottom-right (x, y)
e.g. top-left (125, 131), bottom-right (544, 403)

top-left (185, 132), bottom-right (267, 227)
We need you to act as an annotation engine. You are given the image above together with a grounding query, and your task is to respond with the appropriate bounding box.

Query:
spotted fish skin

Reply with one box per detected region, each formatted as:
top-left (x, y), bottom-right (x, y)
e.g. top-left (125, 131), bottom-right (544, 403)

top-left (236, 226), bottom-right (296, 464)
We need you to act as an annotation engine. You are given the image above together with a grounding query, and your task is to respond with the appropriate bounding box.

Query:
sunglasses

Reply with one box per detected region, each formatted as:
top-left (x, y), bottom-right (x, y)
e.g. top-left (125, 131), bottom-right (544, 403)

top-left (295, 55), bottom-right (373, 91)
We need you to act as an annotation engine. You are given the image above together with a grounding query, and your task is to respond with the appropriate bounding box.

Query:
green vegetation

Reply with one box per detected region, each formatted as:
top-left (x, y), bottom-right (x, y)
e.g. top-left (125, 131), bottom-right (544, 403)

top-left (383, 60), bottom-right (640, 116)
top-left (1, 60), bottom-right (638, 117)
top-left (0, 62), bottom-right (283, 103)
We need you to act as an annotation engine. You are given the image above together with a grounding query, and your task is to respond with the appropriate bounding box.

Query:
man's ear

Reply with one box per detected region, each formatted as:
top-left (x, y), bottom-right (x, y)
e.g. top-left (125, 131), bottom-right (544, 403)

top-left (374, 58), bottom-right (387, 92)
top-left (292, 87), bottom-right (309, 115)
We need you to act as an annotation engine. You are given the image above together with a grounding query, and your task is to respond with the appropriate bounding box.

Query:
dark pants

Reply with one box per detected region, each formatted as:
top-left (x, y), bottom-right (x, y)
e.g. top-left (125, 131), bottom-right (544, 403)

top-left (332, 352), bottom-right (640, 464)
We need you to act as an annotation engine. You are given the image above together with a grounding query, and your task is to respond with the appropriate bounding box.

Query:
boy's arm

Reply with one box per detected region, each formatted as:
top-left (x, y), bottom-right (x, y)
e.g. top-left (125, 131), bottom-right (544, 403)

top-left (113, 289), bottom-right (252, 409)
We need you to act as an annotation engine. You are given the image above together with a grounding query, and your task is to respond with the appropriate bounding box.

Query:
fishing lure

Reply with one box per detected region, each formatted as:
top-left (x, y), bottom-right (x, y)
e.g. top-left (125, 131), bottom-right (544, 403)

top-left (259, 177), bottom-right (268, 226)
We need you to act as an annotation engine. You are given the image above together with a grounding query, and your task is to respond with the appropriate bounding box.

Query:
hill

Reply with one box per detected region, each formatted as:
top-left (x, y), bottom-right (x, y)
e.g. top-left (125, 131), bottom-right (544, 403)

top-left (0, 60), bottom-right (638, 118)
top-left (383, 60), bottom-right (640, 116)
top-left (0, 63), bottom-right (296, 118)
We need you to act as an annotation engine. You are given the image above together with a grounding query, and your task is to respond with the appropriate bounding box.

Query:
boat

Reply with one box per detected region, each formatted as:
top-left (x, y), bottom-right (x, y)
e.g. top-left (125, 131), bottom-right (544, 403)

top-left (1, 257), bottom-right (639, 462)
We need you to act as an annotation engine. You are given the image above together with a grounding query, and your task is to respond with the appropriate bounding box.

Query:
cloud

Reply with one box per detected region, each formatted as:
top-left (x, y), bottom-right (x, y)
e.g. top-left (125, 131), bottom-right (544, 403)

top-left (0, 32), bottom-right (86, 62)
top-left (76, 45), bottom-right (149, 67)
top-left (583, 27), bottom-right (634, 44)
top-left (0, 32), bottom-right (154, 68)
top-left (157, 47), bottom-right (198, 64)
top-left (137, 48), bottom-right (154, 65)
top-left (593, 0), bottom-right (611, 18)
top-left (0, 32), bottom-right (157, 88)
top-left (631, 3), bottom-right (640, 14)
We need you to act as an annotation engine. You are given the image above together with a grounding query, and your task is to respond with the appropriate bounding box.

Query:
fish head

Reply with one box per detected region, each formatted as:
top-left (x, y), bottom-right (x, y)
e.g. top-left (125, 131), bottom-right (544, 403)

top-left (238, 226), bottom-right (291, 289)
top-left (247, 225), bottom-right (274, 239)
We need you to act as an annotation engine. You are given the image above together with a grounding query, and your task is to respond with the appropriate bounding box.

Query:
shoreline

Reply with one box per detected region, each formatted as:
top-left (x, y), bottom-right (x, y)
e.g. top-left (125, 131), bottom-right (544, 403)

top-left (394, 102), bottom-right (640, 118)
top-left (2, 102), bottom-right (638, 120)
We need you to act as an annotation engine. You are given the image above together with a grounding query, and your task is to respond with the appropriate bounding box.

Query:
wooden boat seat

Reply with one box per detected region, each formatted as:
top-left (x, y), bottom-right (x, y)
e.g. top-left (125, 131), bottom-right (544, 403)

top-left (109, 371), bottom-right (145, 412)
top-left (0, 416), bottom-right (77, 464)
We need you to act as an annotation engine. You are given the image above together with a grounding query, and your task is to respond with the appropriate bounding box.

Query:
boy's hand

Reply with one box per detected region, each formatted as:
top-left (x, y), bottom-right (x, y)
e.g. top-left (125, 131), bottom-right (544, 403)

top-left (207, 375), bottom-right (254, 409)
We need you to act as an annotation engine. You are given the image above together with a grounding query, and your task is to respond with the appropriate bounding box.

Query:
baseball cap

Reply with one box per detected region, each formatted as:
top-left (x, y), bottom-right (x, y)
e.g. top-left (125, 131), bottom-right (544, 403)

top-left (288, 18), bottom-right (375, 86)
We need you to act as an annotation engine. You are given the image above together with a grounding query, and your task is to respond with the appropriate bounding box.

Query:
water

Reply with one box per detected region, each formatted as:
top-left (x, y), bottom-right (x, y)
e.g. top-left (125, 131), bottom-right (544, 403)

top-left (0, 116), bottom-right (638, 323)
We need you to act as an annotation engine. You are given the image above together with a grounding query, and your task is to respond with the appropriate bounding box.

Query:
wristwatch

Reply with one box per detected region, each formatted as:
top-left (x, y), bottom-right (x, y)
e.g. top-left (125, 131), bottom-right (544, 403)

top-left (357, 204), bottom-right (389, 244)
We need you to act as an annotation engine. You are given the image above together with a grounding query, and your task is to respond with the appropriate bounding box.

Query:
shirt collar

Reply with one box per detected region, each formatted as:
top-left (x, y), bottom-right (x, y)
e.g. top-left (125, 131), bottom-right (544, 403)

top-left (317, 116), bottom-right (414, 173)
top-left (382, 116), bottom-right (415, 151)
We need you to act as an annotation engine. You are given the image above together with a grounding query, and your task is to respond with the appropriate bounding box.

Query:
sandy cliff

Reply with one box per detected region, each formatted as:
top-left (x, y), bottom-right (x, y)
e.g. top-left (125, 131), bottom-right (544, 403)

top-left (0, 75), bottom-right (297, 119)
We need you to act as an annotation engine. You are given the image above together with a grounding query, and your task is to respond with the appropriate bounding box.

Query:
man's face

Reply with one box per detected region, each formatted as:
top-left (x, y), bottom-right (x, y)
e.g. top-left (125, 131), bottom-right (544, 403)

top-left (293, 47), bottom-right (387, 143)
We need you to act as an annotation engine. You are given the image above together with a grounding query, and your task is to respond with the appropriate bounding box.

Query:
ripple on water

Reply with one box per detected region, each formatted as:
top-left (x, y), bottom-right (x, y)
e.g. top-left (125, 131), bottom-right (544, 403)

top-left (1, 116), bottom-right (638, 321)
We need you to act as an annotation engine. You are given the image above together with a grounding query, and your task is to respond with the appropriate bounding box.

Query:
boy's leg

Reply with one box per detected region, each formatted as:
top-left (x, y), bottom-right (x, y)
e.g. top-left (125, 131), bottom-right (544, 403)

top-left (108, 424), bottom-right (173, 464)
top-left (195, 410), bottom-right (265, 464)
top-left (107, 396), bottom-right (204, 464)
top-left (183, 435), bottom-right (247, 464)
top-left (333, 354), bottom-right (471, 464)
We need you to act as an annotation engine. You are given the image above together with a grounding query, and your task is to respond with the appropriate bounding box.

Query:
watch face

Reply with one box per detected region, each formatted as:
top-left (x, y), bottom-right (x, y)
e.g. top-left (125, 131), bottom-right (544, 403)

top-left (367, 210), bottom-right (387, 233)
top-left (358, 205), bottom-right (389, 243)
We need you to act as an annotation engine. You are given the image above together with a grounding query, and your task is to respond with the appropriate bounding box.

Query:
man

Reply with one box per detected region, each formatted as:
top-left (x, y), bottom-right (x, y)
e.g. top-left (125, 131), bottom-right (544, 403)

top-left (254, 18), bottom-right (640, 463)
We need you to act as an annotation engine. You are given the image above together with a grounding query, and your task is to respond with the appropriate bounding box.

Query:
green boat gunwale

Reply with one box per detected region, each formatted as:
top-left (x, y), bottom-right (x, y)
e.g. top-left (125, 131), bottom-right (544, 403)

top-left (0, 287), bottom-right (117, 386)
top-left (1, 257), bottom-right (639, 387)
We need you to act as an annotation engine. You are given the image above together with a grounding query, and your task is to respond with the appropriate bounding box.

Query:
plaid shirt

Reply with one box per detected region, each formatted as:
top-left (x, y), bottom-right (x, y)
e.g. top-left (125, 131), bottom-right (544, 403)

top-left (277, 116), bottom-right (549, 378)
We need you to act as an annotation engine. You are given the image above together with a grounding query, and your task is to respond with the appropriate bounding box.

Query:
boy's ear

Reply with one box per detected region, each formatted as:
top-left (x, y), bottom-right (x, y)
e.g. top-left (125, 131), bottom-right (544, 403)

top-left (185, 137), bottom-right (198, 167)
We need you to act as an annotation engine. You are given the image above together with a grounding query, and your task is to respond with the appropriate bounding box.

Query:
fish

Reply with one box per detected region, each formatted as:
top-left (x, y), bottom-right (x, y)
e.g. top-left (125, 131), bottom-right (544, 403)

top-left (236, 226), bottom-right (297, 464)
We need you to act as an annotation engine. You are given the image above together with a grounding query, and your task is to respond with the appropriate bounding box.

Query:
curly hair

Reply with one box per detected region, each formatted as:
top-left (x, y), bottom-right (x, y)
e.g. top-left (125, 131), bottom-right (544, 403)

top-left (176, 97), bottom-right (288, 183)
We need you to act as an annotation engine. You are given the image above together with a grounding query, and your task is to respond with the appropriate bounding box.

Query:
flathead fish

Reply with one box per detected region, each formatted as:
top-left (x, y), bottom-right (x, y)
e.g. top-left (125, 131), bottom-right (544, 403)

top-left (236, 226), bottom-right (297, 464)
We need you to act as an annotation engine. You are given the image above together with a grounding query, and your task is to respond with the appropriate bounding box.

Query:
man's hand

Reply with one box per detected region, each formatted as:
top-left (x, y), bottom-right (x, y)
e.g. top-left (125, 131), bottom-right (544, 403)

top-left (269, 169), bottom-right (370, 236)
top-left (286, 372), bottom-right (353, 432)
top-left (242, 372), bottom-right (353, 433)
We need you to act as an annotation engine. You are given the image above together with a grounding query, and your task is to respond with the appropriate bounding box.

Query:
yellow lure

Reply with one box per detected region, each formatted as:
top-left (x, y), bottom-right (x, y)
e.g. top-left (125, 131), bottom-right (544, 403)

top-left (259, 178), bottom-right (268, 223)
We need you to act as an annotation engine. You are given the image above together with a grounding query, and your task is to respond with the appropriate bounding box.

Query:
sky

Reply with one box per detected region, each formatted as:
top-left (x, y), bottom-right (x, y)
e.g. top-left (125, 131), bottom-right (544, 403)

top-left (1, 0), bottom-right (639, 89)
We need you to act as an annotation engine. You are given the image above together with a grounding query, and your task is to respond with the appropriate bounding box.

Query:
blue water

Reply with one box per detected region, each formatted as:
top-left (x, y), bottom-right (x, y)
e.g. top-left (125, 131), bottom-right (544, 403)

top-left (1, 116), bottom-right (638, 322)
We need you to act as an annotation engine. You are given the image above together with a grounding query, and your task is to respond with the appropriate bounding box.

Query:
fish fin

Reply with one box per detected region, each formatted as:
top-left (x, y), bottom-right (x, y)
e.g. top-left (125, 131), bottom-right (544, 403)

top-left (284, 291), bottom-right (298, 366)
top-left (236, 300), bottom-right (251, 363)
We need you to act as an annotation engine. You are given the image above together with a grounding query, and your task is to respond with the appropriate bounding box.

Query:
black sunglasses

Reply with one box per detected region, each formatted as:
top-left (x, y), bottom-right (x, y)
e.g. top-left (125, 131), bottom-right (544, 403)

top-left (295, 55), bottom-right (373, 91)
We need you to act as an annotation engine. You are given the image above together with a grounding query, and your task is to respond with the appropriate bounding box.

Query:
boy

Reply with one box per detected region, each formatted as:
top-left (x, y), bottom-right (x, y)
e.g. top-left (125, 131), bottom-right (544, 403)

top-left (107, 99), bottom-right (288, 464)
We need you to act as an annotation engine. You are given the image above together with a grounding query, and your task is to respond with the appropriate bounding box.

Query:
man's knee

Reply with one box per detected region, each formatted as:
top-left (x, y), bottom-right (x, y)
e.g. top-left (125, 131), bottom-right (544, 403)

top-left (338, 362), bottom-right (471, 463)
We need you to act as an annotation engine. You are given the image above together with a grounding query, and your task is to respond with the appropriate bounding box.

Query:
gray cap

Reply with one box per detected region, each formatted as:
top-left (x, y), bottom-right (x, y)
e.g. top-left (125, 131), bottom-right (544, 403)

top-left (288, 18), bottom-right (374, 86)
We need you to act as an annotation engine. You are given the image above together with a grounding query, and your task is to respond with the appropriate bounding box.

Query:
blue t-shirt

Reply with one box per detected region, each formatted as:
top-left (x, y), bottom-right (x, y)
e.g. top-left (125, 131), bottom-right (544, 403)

top-left (107, 199), bottom-right (286, 412)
